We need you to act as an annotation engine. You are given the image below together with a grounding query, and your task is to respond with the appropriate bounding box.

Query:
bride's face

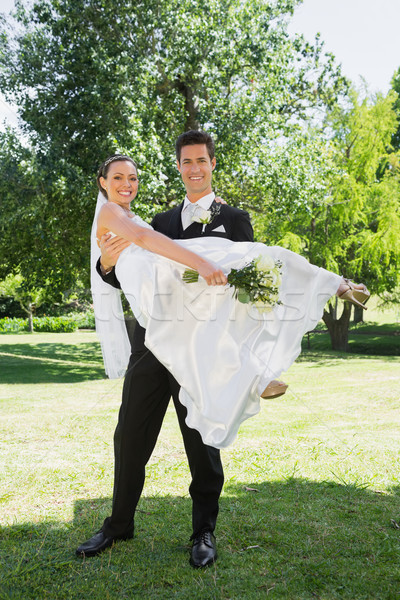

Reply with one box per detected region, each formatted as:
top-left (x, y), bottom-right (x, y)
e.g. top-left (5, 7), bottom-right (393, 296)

top-left (100, 161), bottom-right (139, 208)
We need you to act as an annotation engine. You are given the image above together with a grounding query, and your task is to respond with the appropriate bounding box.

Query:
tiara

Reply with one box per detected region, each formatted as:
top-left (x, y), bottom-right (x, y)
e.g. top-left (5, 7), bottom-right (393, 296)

top-left (103, 155), bottom-right (125, 169)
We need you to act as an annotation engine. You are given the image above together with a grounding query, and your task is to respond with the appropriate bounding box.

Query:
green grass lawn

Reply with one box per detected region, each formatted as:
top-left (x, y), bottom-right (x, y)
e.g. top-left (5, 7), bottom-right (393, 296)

top-left (362, 298), bottom-right (400, 326)
top-left (1, 328), bottom-right (400, 599)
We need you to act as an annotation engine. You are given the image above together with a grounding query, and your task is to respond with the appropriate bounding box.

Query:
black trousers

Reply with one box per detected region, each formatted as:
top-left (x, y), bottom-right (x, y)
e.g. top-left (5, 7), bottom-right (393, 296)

top-left (102, 347), bottom-right (224, 539)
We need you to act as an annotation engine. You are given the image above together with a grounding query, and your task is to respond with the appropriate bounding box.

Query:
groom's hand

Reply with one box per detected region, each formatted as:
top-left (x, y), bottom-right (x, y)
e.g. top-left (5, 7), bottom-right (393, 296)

top-left (99, 233), bottom-right (131, 273)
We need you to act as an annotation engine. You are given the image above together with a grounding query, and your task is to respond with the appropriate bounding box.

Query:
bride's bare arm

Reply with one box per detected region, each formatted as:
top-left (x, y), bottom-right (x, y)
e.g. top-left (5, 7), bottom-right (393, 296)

top-left (97, 203), bottom-right (227, 285)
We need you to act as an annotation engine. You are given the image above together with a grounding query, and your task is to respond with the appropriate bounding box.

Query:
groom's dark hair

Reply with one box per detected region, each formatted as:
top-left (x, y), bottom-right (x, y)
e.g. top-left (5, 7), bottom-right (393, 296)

top-left (175, 130), bottom-right (215, 163)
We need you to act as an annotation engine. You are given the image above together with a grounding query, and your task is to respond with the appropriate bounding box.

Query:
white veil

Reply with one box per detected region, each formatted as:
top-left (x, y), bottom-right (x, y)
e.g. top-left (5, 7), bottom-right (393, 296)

top-left (90, 191), bottom-right (131, 378)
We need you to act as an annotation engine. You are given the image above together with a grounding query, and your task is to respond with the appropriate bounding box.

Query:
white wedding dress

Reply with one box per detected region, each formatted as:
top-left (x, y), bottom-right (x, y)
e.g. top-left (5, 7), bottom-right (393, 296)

top-left (111, 215), bottom-right (342, 449)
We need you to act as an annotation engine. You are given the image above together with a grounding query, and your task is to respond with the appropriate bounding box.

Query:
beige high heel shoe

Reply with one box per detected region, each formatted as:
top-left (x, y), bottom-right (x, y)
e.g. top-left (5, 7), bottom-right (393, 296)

top-left (261, 380), bottom-right (288, 399)
top-left (338, 278), bottom-right (370, 310)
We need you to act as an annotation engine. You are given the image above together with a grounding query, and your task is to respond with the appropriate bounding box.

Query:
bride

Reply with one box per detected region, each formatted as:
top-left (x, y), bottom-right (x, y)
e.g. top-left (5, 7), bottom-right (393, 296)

top-left (91, 155), bottom-right (369, 448)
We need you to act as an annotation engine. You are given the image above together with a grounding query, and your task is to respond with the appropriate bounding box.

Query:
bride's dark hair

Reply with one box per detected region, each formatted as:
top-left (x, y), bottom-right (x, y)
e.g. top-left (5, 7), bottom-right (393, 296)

top-left (97, 154), bottom-right (138, 198)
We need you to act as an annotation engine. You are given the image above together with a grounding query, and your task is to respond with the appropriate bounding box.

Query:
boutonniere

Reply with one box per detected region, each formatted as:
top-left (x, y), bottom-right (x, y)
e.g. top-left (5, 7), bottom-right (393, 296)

top-left (192, 203), bottom-right (221, 233)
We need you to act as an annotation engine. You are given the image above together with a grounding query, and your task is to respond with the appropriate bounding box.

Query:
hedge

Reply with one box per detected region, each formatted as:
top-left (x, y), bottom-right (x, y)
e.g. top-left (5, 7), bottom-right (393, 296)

top-left (0, 316), bottom-right (78, 333)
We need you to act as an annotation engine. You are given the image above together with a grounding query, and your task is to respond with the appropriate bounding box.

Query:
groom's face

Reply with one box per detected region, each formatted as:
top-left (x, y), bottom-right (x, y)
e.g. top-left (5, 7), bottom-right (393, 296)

top-left (177, 144), bottom-right (216, 200)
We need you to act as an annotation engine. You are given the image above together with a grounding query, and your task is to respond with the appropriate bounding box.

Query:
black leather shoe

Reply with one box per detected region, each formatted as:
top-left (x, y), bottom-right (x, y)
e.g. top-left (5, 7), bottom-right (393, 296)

top-left (190, 531), bottom-right (217, 568)
top-left (76, 530), bottom-right (132, 558)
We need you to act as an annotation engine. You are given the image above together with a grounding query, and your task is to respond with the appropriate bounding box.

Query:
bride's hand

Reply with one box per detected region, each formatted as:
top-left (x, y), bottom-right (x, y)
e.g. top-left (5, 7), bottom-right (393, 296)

top-left (197, 261), bottom-right (227, 286)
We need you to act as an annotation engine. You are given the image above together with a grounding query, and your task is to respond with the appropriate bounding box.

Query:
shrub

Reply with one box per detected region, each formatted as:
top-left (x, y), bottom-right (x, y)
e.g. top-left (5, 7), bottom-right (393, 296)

top-left (0, 317), bottom-right (29, 333)
top-left (32, 316), bottom-right (78, 332)
top-left (68, 310), bottom-right (95, 329)
top-left (0, 316), bottom-right (78, 333)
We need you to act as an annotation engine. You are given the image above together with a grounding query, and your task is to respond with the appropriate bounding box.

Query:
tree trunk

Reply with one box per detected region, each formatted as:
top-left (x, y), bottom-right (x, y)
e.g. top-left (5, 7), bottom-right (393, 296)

top-left (174, 77), bottom-right (200, 130)
top-left (353, 304), bottom-right (364, 324)
top-left (28, 304), bottom-right (34, 333)
top-left (21, 301), bottom-right (34, 332)
top-left (322, 298), bottom-right (352, 351)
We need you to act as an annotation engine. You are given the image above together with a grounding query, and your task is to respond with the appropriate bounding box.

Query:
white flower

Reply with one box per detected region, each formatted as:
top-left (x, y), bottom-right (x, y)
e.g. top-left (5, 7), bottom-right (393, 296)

top-left (270, 269), bottom-right (282, 287)
top-left (192, 209), bottom-right (212, 224)
top-left (255, 254), bottom-right (275, 273)
top-left (254, 301), bottom-right (274, 313)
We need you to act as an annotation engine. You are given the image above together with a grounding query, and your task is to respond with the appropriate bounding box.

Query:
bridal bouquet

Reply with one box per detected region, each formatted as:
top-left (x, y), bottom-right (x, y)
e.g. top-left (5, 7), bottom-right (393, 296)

top-left (182, 254), bottom-right (283, 313)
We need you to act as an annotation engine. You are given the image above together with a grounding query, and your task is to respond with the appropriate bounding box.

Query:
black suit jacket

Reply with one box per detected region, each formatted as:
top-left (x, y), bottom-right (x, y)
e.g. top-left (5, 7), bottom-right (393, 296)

top-left (152, 200), bottom-right (253, 241)
top-left (96, 200), bottom-right (253, 351)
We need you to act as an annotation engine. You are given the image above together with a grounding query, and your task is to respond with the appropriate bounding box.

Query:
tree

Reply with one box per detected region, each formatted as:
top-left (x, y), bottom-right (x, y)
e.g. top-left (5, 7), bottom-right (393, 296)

top-left (0, 0), bottom-right (348, 296)
top-left (0, 273), bottom-right (46, 331)
top-left (390, 66), bottom-right (400, 151)
top-left (254, 89), bottom-right (400, 351)
top-left (0, 128), bottom-right (93, 297)
top-left (2, 0), bottom-right (345, 172)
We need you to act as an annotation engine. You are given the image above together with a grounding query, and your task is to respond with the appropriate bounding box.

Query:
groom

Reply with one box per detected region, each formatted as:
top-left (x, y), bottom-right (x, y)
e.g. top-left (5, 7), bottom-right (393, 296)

top-left (76, 130), bottom-right (253, 566)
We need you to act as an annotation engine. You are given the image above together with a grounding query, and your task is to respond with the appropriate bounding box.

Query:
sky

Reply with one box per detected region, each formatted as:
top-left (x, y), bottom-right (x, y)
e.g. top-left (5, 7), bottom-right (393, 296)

top-left (1, 0), bottom-right (400, 128)
top-left (287, 0), bottom-right (400, 96)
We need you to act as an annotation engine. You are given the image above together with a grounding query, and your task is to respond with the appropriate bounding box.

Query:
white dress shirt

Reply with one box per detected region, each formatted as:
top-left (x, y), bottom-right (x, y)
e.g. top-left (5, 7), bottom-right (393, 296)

top-left (181, 192), bottom-right (215, 230)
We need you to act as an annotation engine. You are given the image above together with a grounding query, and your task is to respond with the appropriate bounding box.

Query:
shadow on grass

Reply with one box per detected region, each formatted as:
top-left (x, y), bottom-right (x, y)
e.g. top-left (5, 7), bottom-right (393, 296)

top-left (0, 342), bottom-right (105, 384)
top-left (2, 479), bottom-right (400, 599)
top-left (301, 329), bottom-right (400, 358)
top-left (0, 341), bottom-right (103, 364)
top-left (296, 347), bottom-right (400, 365)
